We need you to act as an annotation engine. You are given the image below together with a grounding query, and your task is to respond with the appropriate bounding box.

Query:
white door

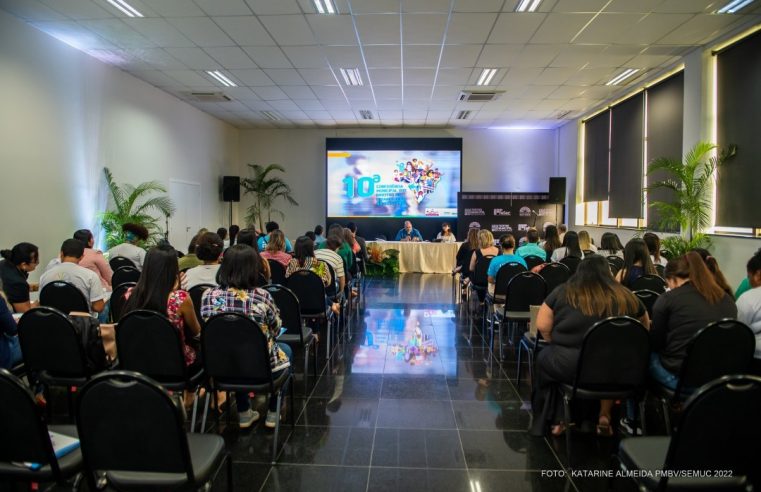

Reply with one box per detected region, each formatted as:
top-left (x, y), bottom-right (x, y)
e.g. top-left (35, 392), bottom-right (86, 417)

top-left (169, 180), bottom-right (201, 254)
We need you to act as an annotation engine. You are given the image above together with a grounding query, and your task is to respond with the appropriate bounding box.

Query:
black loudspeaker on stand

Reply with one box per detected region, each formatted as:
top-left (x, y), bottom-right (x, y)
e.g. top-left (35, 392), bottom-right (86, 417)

top-left (548, 177), bottom-right (566, 204)
top-left (222, 176), bottom-right (240, 228)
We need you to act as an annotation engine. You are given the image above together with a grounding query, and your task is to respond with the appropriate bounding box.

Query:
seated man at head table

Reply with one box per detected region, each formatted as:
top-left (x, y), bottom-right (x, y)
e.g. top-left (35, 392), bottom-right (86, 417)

top-left (394, 220), bottom-right (423, 242)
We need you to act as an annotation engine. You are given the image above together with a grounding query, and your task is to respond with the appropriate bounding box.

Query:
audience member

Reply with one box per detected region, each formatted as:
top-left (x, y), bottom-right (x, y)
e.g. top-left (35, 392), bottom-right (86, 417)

top-left (108, 223), bottom-right (148, 270)
top-left (597, 232), bottom-right (624, 258)
top-left (487, 234), bottom-right (527, 295)
top-left (236, 228), bottom-right (257, 248)
top-left (321, 224), bottom-right (354, 275)
top-left (286, 236), bottom-right (332, 286)
top-left (343, 227), bottom-right (360, 256)
top-left (315, 235), bottom-right (346, 293)
top-left (454, 227), bottom-right (480, 280)
top-left (228, 225), bottom-right (240, 246)
top-left (551, 231), bottom-right (583, 262)
top-left (578, 230), bottom-right (597, 253)
top-left (200, 244), bottom-right (291, 429)
top-left (690, 248), bottom-right (733, 296)
top-left (73, 229), bottom-right (113, 290)
top-left (260, 230), bottom-right (291, 267)
top-left (346, 222), bottom-right (368, 268)
top-left (314, 225), bottom-right (326, 245)
top-left (185, 232), bottom-right (223, 289)
top-left (649, 252), bottom-right (737, 391)
top-left (305, 231), bottom-right (316, 241)
top-left (0, 242), bottom-right (40, 313)
top-left (436, 222), bottom-right (456, 243)
top-left (542, 225), bottom-right (562, 259)
top-left (257, 221), bottom-right (293, 253)
top-left (736, 248), bottom-right (761, 375)
top-left (217, 227), bottom-right (228, 249)
top-left (517, 229), bottom-right (547, 261)
top-left (235, 228), bottom-right (271, 283)
top-left (643, 232), bottom-right (667, 266)
top-left (39, 239), bottom-right (106, 314)
top-left (469, 229), bottom-right (500, 277)
top-left (558, 224), bottom-right (568, 243)
top-left (531, 255), bottom-right (648, 437)
top-left (178, 234), bottom-right (203, 271)
top-left (0, 283), bottom-right (21, 369)
top-left (615, 238), bottom-right (657, 287)
top-left (394, 220), bottom-right (423, 242)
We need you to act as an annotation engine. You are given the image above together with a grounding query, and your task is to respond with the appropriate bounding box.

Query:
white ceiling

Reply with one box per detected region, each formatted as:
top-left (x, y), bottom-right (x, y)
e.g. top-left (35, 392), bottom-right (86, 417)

top-left (1, 0), bottom-right (759, 129)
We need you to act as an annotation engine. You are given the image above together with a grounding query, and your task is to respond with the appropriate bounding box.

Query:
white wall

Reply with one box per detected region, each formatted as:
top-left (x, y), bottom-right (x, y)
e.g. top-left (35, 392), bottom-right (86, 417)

top-left (0, 9), bottom-right (239, 280)
top-left (237, 127), bottom-right (561, 238)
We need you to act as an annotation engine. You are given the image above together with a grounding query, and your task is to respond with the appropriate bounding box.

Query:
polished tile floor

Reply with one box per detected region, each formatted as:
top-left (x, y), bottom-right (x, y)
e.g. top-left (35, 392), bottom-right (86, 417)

top-left (210, 273), bottom-right (636, 492)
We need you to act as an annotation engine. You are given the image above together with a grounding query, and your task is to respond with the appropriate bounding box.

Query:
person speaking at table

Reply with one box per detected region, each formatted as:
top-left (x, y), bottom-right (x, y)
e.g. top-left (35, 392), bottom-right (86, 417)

top-left (395, 221), bottom-right (423, 242)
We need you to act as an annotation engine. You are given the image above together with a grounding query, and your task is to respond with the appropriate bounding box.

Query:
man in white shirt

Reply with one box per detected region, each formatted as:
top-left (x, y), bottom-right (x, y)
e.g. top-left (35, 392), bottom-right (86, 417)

top-left (184, 232), bottom-right (223, 289)
top-left (40, 239), bottom-right (106, 314)
top-left (314, 236), bottom-right (346, 292)
top-left (736, 250), bottom-right (761, 374)
top-left (108, 223), bottom-right (148, 270)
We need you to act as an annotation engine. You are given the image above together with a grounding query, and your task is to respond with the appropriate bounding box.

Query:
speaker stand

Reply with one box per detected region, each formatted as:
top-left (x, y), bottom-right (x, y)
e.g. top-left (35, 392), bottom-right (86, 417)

top-left (228, 201), bottom-right (233, 229)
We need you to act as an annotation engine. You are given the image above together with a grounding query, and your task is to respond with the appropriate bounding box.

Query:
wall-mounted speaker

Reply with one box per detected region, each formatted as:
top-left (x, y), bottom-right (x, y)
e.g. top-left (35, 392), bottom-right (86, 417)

top-left (222, 176), bottom-right (240, 202)
top-left (548, 177), bottom-right (566, 204)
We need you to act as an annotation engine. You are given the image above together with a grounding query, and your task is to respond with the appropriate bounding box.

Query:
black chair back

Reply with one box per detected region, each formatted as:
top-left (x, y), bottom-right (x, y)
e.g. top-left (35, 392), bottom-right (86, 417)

top-left (539, 262), bottom-right (571, 294)
top-left (39, 281), bottom-right (89, 314)
top-left (188, 284), bottom-right (216, 325)
top-left (523, 255), bottom-right (545, 270)
top-left (633, 289), bottom-right (659, 318)
top-left (112, 266), bottom-right (141, 289)
top-left (263, 284), bottom-right (304, 342)
top-left (505, 272), bottom-right (547, 311)
top-left (492, 262), bottom-right (527, 301)
top-left (116, 310), bottom-right (188, 386)
top-left (471, 255), bottom-right (494, 289)
top-left (286, 270), bottom-right (328, 315)
top-left (108, 256), bottom-right (136, 271)
top-left (268, 260), bottom-right (287, 285)
top-left (607, 256), bottom-right (624, 275)
top-left (76, 371), bottom-right (193, 478)
top-left (17, 307), bottom-right (88, 381)
top-left (654, 263), bottom-right (665, 277)
top-left (559, 256), bottom-right (582, 274)
top-left (202, 313), bottom-right (273, 393)
top-left (324, 263), bottom-right (339, 298)
top-left (677, 319), bottom-right (756, 398)
top-left (573, 316), bottom-right (649, 395)
top-left (0, 369), bottom-right (60, 475)
top-left (109, 282), bottom-right (135, 322)
top-left (629, 274), bottom-right (666, 293)
top-left (664, 375), bottom-right (761, 488)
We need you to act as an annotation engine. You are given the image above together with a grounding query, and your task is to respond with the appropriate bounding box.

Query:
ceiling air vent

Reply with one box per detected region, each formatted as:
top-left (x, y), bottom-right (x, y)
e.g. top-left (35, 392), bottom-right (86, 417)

top-left (555, 110), bottom-right (573, 119)
top-left (185, 91), bottom-right (231, 102)
top-left (457, 90), bottom-right (503, 102)
top-left (359, 109), bottom-right (374, 120)
top-left (456, 110), bottom-right (472, 120)
top-left (261, 111), bottom-right (280, 121)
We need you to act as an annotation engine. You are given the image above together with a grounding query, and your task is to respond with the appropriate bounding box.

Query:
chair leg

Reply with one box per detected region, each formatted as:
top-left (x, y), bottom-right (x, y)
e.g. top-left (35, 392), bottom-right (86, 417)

top-left (563, 395), bottom-right (573, 469)
top-left (312, 341), bottom-right (318, 378)
top-left (289, 379), bottom-right (296, 428)
top-left (271, 392), bottom-right (283, 464)
top-left (226, 453), bottom-right (234, 492)
top-left (661, 398), bottom-right (672, 436)
top-left (516, 341), bottom-right (524, 390)
top-left (638, 399), bottom-right (647, 436)
top-left (200, 391), bottom-right (211, 433)
top-left (190, 389), bottom-right (199, 432)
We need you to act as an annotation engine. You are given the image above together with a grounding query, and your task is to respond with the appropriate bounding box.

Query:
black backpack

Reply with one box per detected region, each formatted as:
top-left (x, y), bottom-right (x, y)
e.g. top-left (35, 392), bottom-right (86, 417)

top-left (68, 315), bottom-right (109, 374)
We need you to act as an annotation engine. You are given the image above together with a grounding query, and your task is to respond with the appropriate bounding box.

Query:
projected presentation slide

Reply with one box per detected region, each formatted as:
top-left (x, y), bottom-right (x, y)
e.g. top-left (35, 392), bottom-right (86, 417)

top-left (327, 149), bottom-right (461, 218)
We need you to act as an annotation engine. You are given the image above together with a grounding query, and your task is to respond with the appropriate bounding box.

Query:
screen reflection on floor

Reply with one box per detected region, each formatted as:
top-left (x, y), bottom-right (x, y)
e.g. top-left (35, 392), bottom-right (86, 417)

top-left (353, 308), bottom-right (457, 376)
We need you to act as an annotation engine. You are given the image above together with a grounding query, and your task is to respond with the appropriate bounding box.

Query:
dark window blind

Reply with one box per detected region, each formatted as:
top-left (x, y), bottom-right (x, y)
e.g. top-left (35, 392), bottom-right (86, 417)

top-left (583, 111), bottom-right (610, 202)
top-left (716, 30), bottom-right (761, 227)
top-left (646, 72), bottom-right (684, 229)
top-left (609, 94), bottom-right (644, 218)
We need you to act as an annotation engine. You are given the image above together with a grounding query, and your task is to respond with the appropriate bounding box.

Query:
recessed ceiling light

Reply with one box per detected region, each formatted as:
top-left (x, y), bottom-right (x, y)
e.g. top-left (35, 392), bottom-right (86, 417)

top-left (313, 0), bottom-right (337, 14)
top-left (476, 68), bottom-right (498, 86)
top-left (456, 110), bottom-right (471, 120)
top-left (605, 68), bottom-right (640, 86)
top-left (105, 0), bottom-right (143, 17)
top-left (261, 111), bottom-right (280, 121)
top-left (717, 0), bottom-right (755, 13)
top-left (515, 0), bottom-right (543, 12)
top-left (206, 70), bottom-right (237, 87)
top-left (359, 110), bottom-right (374, 120)
top-left (339, 68), bottom-right (363, 86)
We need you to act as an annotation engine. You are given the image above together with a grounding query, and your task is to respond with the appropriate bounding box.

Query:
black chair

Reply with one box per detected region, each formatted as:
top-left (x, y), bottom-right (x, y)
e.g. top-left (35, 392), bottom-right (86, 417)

top-left (286, 270), bottom-right (334, 359)
top-left (607, 255), bottom-right (625, 276)
top-left (109, 281), bottom-right (135, 322)
top-left (516, 325), bottom-right (546, 391)
top-left (633, 289), bottom-right (660, 318)
top-left (559, 316), bottom-right (650, 467)
top-left (539, 262), bottom-right (571, 294)
top-left (188, 283), bottom-right (216, 326)
top-left (654, 263), bottom-right (665, 278)
top-left (202, 313), bottom-right (294, 464)
top-left (523, 255), bottom-right (545, 270)
top-left (559, 256), bottom-right (582, 274)
top-left (108, 255), bottom-right (136, 271)
top-left (629, 274), bottom-right (667, 293)
top-left (268, 259), bottom-right (287, 285)
top-left (76, 371), bottom-right (232, 491)
top-left (116, 310), bottom-right (206, 432)
top-left (112, 265), bottom-right (141, 288)
top-left (468, 255), bottom-right (494, 339)
top-left (652, 319), bottom-right (755, 434)
top-left (619, 375), bottom-right (761, 491)
top-left (485, 262), bottom-right (527, 352)
top-left (39, 281), bottom-right (89, 314)
top-left (493, 272), bottom-right (546, 359)
top-left (264, 284), bottom-right (318, 380)
top-left (0, 369), bottom-right (83, 487)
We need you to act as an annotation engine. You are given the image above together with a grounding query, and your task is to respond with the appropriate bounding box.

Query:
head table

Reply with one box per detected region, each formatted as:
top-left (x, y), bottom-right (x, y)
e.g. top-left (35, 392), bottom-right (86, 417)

top-left (367, 240), bottom-right (461, 274)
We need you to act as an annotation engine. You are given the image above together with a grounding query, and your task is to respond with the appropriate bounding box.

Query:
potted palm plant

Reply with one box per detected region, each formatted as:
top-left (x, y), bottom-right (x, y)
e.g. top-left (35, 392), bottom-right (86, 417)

top-left (646, 142), bottom-right (735, 257)
top-left (99, 168), bottom-right (176, 249)
top-left (241, 163), bottom-right (299, 231)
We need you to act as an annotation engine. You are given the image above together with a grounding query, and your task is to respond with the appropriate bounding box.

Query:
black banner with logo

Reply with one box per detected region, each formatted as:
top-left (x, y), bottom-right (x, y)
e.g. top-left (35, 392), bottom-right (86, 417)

top-left (457, 192), bottom-right (564, 240)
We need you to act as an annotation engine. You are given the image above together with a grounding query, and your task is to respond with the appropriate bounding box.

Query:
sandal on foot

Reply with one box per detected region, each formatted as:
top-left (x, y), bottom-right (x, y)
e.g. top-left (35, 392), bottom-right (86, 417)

top-left (596, 416), bottom-right (613, 437)
top-left (551, 423), bottom-right (567, 436)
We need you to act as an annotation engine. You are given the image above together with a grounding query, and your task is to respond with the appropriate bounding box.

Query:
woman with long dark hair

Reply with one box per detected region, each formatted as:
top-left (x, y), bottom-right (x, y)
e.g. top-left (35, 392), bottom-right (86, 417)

top-left (597, 232), bottom-right (624, 258)
top-left (531, 255), bottom-right (648, 437)
top-left (200, 245), bottom-right (291, 429)
top-left (643, 232), bottom-right (666, 266)
top-left (615, 238), bottom-right (657, 287)
top-left (231, 229), bottom-right (270, 285)
top-left (550, 231), bottom-right (583, 262)
top-left (542, 225), bottom-right (562, 259)
top-left (285, 236), bottom-right (331, 287)
top-left (690, 248), bottom-right (733, 296)
top-left (0, 242), bottom-right (40, 313)
top-left (454, 227), bottom-right (480, 280)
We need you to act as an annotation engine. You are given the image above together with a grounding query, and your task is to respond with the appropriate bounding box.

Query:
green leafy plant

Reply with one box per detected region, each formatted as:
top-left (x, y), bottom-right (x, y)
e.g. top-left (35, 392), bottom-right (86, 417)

top-left (646, 141), bottom-right (736, 252)
top-left (240, 164), bottom-right (299, 231)
top-left (365, 245), bottom-right (399, 277)
top-left (99, 168), bottom-right (175, 250)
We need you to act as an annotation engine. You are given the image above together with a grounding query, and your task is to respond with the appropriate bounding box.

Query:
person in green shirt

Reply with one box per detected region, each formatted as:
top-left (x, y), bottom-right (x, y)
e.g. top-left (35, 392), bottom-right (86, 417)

top-left (318, 224), bottom-right (354, 274)
top-left (516, 229), bottom-right (547, 261)
top-left (178, 234), bottom-right (203, 271)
